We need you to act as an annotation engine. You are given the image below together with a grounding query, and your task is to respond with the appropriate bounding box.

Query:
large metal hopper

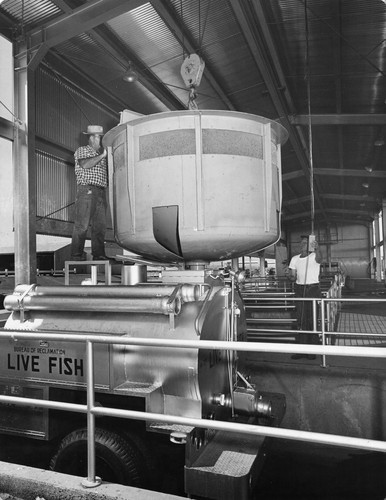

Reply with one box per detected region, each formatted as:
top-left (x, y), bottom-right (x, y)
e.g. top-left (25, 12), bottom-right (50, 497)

top-left (103, 110), bottom-right (288, 264)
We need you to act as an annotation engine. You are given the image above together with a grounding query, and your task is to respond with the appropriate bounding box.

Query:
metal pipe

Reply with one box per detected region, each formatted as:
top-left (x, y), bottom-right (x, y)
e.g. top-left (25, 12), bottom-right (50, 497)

top-left (2, 329), bottom-right (386, 358)
top-left (92, 406), bottom-right (386, 453)
top-left (82, 340), bottom-right (101, 488)
top-left (242, 296), bottom-right (386, 302)
top-left (0, 395), bottom-right (87, 412)
top-left (13, 283), bottom-right (201, 302)
top-left (0, 393), bottom-right (385, 454)
top-left (321, 298), bottom-right (327, 367)
top-left (249, 327), bottom-right (386, 339)
top-left (4, 295), bottom-right (181, 315)
top-left (13, 283), bottom-right (200, 302)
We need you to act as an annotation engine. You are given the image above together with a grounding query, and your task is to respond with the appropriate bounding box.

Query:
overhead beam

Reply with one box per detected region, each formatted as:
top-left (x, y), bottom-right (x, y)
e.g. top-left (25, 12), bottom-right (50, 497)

top-left (50, 0), bottom-right (74, 11)
top-left (284, 193), bottom-right (378, 207)
top-left (282, 170), bottom-right (305, 181)
top-left (0, 116), bottom-right (14, 141)
top-left (44, 51), bottom-right (128, 114)
top-left (90, 26), bottom-right (185, 111)
top-left (283, 195), bottom-right (311, 207)
top-left (283, 209), bottom-right (373, 223)
top-left (42, 0), bottom-right (186, 112)
top-left (26, 0), bottom-right (149, 69)
top-left (290, 114), bottom-right (386, 126)
top-left (28, 0), bottom-right (148, 48)
top-left (0, 12), bottom-right (15, 40)
top-left (315, 168), bottom-right (386, 178)
top-left (321, 193), bottom-right (377, 203)
top-left (283, 168), bottom-right (386, 180)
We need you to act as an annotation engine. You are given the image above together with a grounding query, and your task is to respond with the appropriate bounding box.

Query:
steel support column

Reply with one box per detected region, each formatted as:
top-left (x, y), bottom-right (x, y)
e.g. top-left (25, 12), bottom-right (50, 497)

top-left (13, 42), bottom-right (37, 284)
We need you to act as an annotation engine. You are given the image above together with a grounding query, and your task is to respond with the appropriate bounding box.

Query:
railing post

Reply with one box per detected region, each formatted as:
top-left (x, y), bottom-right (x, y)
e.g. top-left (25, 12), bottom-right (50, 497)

top-left (320, 299), bottom-right (327, 368)
top-left (81, 340), bottom-right (102, 488)
top-left (312, 298), bottom-right (317, 334)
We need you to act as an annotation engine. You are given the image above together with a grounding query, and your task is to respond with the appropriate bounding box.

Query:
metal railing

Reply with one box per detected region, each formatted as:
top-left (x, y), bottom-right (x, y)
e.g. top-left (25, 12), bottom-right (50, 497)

top-left (243, 293), bottom-right (386, 364)
top-left (0, 327), bottom-right (386, 488)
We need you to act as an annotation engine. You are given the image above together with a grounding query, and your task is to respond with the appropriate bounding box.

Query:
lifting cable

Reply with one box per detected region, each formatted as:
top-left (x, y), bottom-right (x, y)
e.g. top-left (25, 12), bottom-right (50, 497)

top-left (299, 0), bottom-right (316, 321)
top-left (179, 0), bottom-right (211, 110)
top-left (304, 0), bottom-right (315, 235)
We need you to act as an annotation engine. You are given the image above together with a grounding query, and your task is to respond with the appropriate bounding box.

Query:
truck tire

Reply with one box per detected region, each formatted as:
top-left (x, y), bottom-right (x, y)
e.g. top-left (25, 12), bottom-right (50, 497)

top-left (121, 430), bottom-right (161, 490)
top-left (49, 427), bottom-right (145, 486)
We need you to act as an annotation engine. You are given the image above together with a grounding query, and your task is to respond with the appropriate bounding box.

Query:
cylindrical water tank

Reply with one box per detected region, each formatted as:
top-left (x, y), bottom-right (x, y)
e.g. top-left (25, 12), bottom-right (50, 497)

top-left (103, 110), bottom-right (288, 264)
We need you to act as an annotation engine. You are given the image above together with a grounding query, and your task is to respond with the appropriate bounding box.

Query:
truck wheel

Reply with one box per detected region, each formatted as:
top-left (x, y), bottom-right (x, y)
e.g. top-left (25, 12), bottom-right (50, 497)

top-left (49, 427), bottom-right (145, 486)
top-left (121, 430), bottom-right (161, 490)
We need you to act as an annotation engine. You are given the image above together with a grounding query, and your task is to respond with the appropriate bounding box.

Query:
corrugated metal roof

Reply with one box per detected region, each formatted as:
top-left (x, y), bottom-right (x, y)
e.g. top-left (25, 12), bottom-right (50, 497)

top-left (0, 0), bottom-right (61, 29)
top-left (1, 0), bottom-right (386, 227)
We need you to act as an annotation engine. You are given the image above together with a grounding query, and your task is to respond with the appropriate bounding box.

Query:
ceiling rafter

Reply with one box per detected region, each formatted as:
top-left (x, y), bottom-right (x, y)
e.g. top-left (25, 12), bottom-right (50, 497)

top-left (36, 0), bottom-right (230, 113)
top-left (43, 51), bottom-right (130, 113)
top-left (0, 11), bottom-right (16, 38)
top-left (315, 169), bottom-right (386, 178)
top-left (283, 209), bottom-right (373, 223)
top-left (283, 195), bottom-right (312, 207)
top-left (49, 0), bottom-right (73, 11)
top-left (284, 193), bottom-right (378, 207)
top-left (291, 114), bottom-right (386, 126)
top-left (321, 193), bottom-right (377, 203)
top-left (90, 24), bottom-right (186, 111)
top-left (283, 169), bottom-right (386, 181)
top-left (25, 0), bottom-right (149, 69)
top-left (25, 0), bottom-right (186, 110)
top-left (0, 116), bottom-right (14, 141)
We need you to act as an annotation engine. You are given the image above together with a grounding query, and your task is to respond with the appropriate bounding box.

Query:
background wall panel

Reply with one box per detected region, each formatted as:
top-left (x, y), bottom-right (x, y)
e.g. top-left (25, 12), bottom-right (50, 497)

top-left (35, 67), bottom-right (118, 238)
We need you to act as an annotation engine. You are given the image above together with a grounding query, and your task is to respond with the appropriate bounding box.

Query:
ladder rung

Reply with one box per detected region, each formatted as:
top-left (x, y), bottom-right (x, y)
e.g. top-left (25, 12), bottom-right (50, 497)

top-left (246, 318), bottom-right (297, 323)
top-left (243, 298), bottom-right (294, 302)
top-left (247, 331), bottom-right (296, 337)
top-left (247, 336), bottom-right (296, 343)
top-left (242, 292), bottom-right (295, 297)
top-left (245, 305), bottom-right (295, 310)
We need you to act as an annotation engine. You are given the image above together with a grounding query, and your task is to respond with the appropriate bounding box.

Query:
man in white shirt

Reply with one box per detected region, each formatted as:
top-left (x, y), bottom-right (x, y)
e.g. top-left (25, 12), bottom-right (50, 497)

top-left (288, 235), bottom-right (323, 359)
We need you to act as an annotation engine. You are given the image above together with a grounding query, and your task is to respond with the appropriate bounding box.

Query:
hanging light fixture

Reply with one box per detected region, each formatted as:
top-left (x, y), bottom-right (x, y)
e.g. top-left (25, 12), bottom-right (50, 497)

top-left (122, 62), bottom-right (138, 83)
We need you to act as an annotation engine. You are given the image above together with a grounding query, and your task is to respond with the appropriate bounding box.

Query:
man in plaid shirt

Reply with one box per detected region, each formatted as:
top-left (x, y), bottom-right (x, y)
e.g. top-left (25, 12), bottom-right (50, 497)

top-left (70, 125), bottom-right (109, 260)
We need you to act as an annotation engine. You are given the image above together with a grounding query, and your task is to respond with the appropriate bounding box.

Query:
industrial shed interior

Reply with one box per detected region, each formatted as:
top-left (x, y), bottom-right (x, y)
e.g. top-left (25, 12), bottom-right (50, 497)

top-left (1, 1), bottom-right (386, 499)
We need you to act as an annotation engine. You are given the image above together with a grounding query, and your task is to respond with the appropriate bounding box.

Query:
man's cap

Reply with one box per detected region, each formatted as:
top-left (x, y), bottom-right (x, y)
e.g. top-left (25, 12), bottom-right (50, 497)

top-left (83, 125), bottom-right (104, 135)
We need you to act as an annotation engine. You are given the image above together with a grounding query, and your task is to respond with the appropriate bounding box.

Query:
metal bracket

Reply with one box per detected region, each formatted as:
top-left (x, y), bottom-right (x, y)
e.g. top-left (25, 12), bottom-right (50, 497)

top-left (17, 283), bottom-right (36, 323)
top-left (169, 312), bottom-right (175, 331)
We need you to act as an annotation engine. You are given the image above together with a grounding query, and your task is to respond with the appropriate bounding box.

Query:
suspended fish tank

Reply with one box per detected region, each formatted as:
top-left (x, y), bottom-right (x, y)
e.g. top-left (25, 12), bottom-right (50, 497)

top-left (103, 110), bottom-right (288, 265)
